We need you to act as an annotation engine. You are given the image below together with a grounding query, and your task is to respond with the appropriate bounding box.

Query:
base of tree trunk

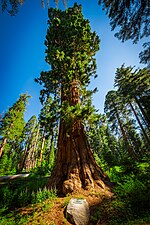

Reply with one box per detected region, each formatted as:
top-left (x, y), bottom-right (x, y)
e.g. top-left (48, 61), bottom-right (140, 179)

top-left (47, 121), bottom-right (111, 195)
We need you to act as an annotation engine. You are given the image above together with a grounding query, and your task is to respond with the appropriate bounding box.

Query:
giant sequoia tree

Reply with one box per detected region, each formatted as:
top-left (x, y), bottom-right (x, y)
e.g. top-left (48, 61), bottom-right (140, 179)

top-left (36, 4), bottom-right (109, 194)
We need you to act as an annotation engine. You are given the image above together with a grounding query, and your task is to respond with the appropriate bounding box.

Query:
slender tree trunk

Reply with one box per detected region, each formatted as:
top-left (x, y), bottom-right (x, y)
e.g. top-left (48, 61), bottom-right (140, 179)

top-left (134, 95), bottom-right (150, 127)
top-left (113, 101), bottom-right (136, 158)
top-left (0, 122), bottom-right (14, 158)
top-left (32, 124), bottom-right (40, 168)
top-left (19, 144), bottom-right (28, 171)
top-left (47, 80), bottom-right (110, 195)
top-left (0, 137), bottom-right (7, 158)
top-left (129, 101), bottom-right (150, 146)
top-left (47, 134), bottom-right (53, 163)
top-left (19, 121), bottom-right (37, 171)
top-left (39, 129), bottom-right (46, 166)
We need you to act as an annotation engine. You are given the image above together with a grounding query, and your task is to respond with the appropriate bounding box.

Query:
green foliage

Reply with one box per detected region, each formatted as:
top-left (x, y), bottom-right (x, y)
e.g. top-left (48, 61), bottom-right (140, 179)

top-left (90, 207), bottom-right (102, 223)
top-left (114, 65), bottom-right (150, 99)
top-left (139, 42), bottom-right (150, 68)
top-left (0, 149), bottom-right (15, 175)
top-left (87, 113), bottom-right (121, 170)
top-left (0, 177), bottom-right (57, 210)
top-left (39, 97), bottom-right (59, 135)
top-left (42, 202), bottom-right (53, 212)
top-left (98, 0), bottom-right (149, 43)
top-left (32, 162), bottom-right (53, 177)
top-left (35, 3), bottom-right (100, 126)
top-left (112, 64), bottom-right (150, 151)
top-left (104, 86), bottom-right (149, 159)
top-left (48, 141), bottom-right (55, 170)
top-left (0, 94), bottom-right (31, 174)
top-left (114, 178), bottom-right (150, 215)
top-left (90, 157), bottom-right (150, 225)
top-left (0, 211), bottom-right (31, 225)
top-left (0, 94), bottom-right (30, 140)
top-left (0, 0), bottom-right (22, 16)
top-left (31, 187), bottom-right (57, 204)
top-left (108, 159), bottom-right (150, 221)
top-left (104, 90), bottom-right (125, 135)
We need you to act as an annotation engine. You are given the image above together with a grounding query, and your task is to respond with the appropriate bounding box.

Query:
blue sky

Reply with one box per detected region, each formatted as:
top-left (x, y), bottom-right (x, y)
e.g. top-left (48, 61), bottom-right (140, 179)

top-left (0, 0), bottom-right (147, 121)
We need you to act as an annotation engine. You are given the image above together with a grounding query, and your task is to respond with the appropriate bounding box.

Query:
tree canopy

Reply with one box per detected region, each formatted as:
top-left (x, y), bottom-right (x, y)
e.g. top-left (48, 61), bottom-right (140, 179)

top-left (0, 0), bottom-right (50, 15)
top-left (35, 3), bottom-right (100, 125)
top-left (98, 0), bottom-right (150, 43)
top-left (139, 42), bottom-right (150, 68)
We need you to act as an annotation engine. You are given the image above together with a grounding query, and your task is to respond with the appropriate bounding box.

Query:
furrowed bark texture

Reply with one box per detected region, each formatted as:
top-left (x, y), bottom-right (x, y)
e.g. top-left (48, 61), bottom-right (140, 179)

top-left (47, 80), bottom-right (110, 194)
top-left (48, 120), bottom-right (110, 194)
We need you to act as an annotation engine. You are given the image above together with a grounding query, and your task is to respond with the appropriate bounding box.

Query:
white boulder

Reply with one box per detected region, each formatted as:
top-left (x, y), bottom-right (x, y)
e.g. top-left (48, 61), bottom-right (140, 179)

top-left (66, 198), bottom-right (90, 225)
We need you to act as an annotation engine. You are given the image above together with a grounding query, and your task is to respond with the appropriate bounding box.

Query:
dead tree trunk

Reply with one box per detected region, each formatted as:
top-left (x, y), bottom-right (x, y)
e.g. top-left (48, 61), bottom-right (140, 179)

top-left (48, 80), bottom-right (110, 195)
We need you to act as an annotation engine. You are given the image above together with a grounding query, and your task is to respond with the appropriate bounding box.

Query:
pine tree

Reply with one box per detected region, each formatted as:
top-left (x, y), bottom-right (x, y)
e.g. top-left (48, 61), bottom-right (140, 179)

top-left (0, 94), bottom-right (30, 174)
top-left (36, 4), bottom-right (110, 194)
top-left (86, 114), bottom-right (120, 169)
top-left (114, 65), bottom-right (150, 131)
top-left (38, 96), bottom-right (58, 169)
top-left (104, 90), bottom-right (140, 159)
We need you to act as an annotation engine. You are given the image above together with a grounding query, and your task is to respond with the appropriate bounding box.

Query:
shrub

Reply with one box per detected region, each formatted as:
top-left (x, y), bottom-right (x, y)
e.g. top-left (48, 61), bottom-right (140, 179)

top-left (114, 177), bottom-right (150, 216)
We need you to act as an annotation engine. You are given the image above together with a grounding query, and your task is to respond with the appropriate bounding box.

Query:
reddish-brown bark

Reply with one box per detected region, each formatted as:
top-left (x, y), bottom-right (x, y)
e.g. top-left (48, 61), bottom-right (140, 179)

top-left (48, 120), bottom-right (110, 194)
top-left (47, 80), bottom-right (110, 194)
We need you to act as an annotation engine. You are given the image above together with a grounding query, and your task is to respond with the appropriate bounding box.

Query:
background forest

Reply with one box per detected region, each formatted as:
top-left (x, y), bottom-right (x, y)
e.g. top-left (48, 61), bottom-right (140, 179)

top-left (0, 0), bottom-right (150, 225)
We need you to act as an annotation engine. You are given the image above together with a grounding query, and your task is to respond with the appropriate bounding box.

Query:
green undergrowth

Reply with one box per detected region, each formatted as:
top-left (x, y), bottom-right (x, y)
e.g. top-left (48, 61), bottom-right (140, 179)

top-left (0, 210), bottom-right (31, 225)
top-left (0, 199), bottom-right (55, 225)
top-left (90, 196), bottom-right (150, 225)
top-left (0, 158), bottom-right (150, 225)
top-left (0, 177), bottom-right (57, 224)
top-left (0, 177), bottom-right (57, 213)
top-left (91, 159), bottom-right (150, 225)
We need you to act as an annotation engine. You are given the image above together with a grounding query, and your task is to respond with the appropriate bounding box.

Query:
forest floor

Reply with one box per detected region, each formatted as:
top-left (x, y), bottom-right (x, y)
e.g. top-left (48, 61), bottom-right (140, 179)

top-left (0, 176), bottom-right (150, 225)
top-left (1, 187), bottom-right (150, 225)
top-left (5, 188), bottom-right (113, 225)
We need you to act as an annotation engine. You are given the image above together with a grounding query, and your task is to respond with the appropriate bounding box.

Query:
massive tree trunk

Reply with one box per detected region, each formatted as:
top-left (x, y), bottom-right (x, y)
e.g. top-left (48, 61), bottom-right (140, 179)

top-left (48, 120), bottom-right (110, 194)
top-left (47, 80), bottom-right (110, 195)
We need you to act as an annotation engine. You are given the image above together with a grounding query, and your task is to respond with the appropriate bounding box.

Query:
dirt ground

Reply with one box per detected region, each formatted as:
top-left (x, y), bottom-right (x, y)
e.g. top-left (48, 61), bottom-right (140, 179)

top-left (17, 187), bottom-right (112, 225)
top-left (17, 188), bottom-right (149, 225)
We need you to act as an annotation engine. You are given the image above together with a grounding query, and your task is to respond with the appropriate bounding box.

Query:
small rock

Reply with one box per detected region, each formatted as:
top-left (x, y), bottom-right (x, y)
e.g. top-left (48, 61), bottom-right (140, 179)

top-left (66, 198), bottom-right (89, 225)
